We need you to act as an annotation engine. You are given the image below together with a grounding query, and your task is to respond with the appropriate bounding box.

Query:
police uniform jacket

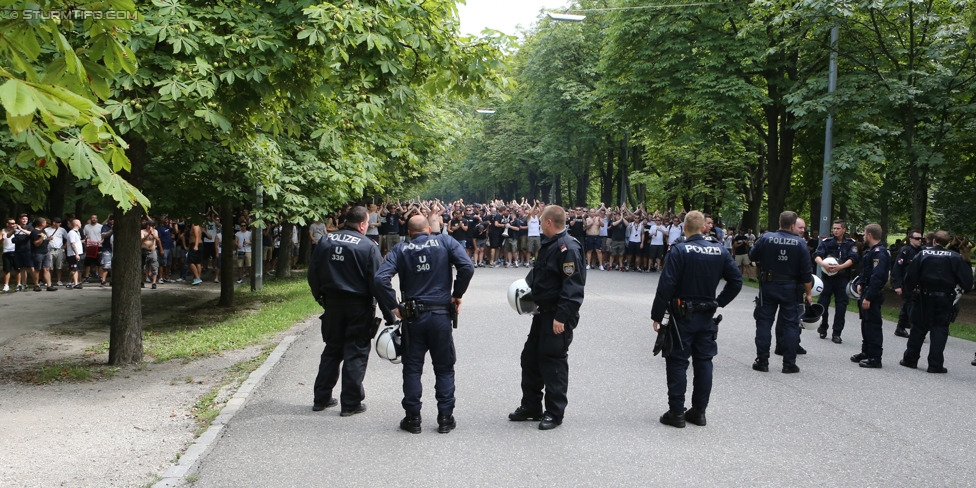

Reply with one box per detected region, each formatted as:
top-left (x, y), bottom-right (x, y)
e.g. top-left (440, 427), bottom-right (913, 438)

top-left (890, 244), bottom-right (921, 290)
top-left (526, 229), bottom-right (585, 326)
top-left (651, 234), bottom-right (742, 323)
top-left (857, 242), bottom-right (890, 302)
top-left (374, 233), bottom-right (474, 314)
top-left (748, 230), bottom-right (814, 285)
top-left (903, 245), bottom-right (973, 296)
top-left (307, 228), bottom-right (393, 321)
top-left (813, 236), bottom-right (860, 276)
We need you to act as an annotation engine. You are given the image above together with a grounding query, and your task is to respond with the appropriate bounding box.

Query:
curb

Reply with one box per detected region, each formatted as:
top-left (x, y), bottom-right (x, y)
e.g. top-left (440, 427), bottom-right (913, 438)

top-left (152, 334), bottom-right (299, 488)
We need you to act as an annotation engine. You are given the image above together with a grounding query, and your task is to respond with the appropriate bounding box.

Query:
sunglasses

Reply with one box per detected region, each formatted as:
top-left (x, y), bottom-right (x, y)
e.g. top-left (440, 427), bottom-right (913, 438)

top-left (910, 236), bottom-right (922, 240)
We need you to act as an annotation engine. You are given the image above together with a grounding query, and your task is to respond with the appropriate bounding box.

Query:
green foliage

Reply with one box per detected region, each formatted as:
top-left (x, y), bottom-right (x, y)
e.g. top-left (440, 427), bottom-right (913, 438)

top-left (0, 0), bottom-right (148, 210)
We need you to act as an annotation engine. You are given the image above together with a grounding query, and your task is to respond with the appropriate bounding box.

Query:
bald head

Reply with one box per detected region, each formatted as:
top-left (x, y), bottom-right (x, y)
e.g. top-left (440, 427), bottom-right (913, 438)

top-left (794, 218), bottom-right (806, 237)
top-left (407, 215), bottom-right (430, 236)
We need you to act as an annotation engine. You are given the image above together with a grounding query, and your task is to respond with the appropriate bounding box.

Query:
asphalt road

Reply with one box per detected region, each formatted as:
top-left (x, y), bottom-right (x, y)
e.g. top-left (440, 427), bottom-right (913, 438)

top-left (185, 266), bottom-right (976, 487)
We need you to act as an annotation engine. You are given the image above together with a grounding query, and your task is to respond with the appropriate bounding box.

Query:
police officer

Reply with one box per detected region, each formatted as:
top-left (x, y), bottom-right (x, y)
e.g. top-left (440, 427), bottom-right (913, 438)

top-left (749, 211), bottom-right (813, 374)
top-left (374, 215), bottom-right (474, 434)
top-left (654, 211), bottom-right (741, 428)
top-left (307, 206), bottom-right (394, 416)
top-left (813, 219), bottom-right (859, 343)
top-left (508, 205), bottom-right (585, 431)
top-left (899, 231), bottom-right (973, 373)
top-left (850, 223), bottom-right (890, 369)
top-left (891, 230), bottom-right (923, 338)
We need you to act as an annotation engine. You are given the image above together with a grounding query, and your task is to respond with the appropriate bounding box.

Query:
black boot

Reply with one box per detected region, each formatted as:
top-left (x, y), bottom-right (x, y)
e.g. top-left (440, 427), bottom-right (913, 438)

top-left (399, 414), bottom-right (422, 434)
top-left (660, 409), bottom-right (686, 428)
top-left (437, 414), bottom-right (456, 434)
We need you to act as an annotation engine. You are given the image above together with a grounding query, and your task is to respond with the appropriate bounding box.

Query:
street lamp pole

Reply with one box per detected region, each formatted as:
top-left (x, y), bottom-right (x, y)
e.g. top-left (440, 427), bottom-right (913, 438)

top-left (818, 26), bottom-right (839, 243)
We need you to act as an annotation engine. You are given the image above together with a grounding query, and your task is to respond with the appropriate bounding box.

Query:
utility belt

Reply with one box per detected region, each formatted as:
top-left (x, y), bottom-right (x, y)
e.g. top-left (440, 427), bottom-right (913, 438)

top-left (669, 298), bottom-right (718, 319)
top-left (918, 290), bottom-right (955, 298)
top-left (400, 298), bottom-right (458, 328)
top-left (758, 270), bottom-right (798, 283)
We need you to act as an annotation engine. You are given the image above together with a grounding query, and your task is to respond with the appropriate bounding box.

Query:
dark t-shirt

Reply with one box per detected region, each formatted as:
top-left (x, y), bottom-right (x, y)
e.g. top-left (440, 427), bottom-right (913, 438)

top-left (568, 216), bottom-right (585, 242)
top-left (30, 229), bottom-right (49, 253)
top-left (733, 235), bottom-right (749, 255)
top-left (610, 221), bottom-right (628, 241)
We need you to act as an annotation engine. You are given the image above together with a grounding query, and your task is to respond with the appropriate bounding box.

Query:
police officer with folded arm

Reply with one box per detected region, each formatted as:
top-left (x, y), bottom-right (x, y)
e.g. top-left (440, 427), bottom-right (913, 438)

top-left (850, 223), bottom-right (890, 369)
top-left (653, 211), bottom-right (741, 428)
top-left (899, 231), bottom-right (973, 373)
top-left (813, 220), bottom-right (859, 343)
top-left (308, 206), bottom-right (395, 416)
top-left (508, 205), bottom-right (585, 431)
top-left (749, 211), bottom-right (813, 375)
top-left (374, 215), bottom-right (474, 434)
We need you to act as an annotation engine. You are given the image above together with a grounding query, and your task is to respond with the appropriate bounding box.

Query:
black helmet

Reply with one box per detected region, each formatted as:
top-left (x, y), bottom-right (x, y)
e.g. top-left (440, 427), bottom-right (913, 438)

top-left (801, 302), bottom-right (825, 327)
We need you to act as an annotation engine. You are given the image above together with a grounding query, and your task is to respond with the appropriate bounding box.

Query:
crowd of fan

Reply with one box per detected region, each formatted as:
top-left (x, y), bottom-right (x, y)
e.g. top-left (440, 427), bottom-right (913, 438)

top-left (8, 199), bottom-right (972, 293)
top-left (1, 208), bottom-right (312, 293)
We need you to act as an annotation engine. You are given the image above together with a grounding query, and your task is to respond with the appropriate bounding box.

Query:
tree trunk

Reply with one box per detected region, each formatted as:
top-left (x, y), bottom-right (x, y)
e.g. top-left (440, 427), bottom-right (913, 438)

top-left (108, 137), bottom-right (147, 365)
top-left (48, 168), bottom-right (69, 219)
top-left (218, 197), bottom-right (235, 307)
top-left (275, 222), bottom-right (294, 278)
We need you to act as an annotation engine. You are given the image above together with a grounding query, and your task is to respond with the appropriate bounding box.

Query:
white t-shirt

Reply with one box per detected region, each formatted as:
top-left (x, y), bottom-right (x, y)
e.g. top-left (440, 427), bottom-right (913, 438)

top-left (67, 229), bottom-right (83, 257)
top-left (46, 227), bottom-right (67, 250)
top-left (203, 220), bottom-right (218, 243)
top-left (235, 230), bottom-right (252, 253)
top-left (667, 224), bottom-right (683, 245)
top-left (627, 222), bottom-right (643, 243)
top-left (2, 230), bottom-right (14, 253)
top-left (83, 223), bottom-right (102, 243)
top-left (599, 217), bottom-right (609, 237)
top-left (650, 224), bottom-right (667, 246)
top-left (527, 216), bottom-right (541, 237)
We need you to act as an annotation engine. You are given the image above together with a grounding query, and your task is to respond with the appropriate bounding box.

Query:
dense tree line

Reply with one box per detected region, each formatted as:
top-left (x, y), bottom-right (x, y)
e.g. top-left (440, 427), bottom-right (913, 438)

top-left (427, 0), bottom-right (976, 238)
top-left (0, 0), bottom-right (506, 363)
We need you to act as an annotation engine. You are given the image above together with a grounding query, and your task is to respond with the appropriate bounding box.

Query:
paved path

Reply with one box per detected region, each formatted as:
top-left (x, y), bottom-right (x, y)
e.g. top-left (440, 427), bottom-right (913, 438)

top-left (184, 267), bottom-right (976, 487)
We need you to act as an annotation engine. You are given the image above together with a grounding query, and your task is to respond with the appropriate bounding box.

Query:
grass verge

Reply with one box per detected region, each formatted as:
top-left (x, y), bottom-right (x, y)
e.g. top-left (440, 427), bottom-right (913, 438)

top-left (191, 348), bottom-right (274, 433)
top-left (145, 276), bottom-right (319, 362)
top-left (21, 361), bottom-right (120, 384)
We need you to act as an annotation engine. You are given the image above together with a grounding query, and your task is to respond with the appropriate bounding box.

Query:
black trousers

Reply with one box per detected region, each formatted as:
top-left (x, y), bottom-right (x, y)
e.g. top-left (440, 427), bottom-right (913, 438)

top-left (818, 274), bottom-right (850, 334)
top-left (897, 292), bottom-right (915, 329)
top-left (520, 311), bottom-right (575, 420)
top-left (665, 313), bottom-right (718, 412)
top-left (401, 311), bottom-right (456, 416)
top-left (903, 296), bottom-right (952, 369)
top-left (313, 300), bottom-right (374, 409)
top-left (859, 296), bottom-right (884, 359)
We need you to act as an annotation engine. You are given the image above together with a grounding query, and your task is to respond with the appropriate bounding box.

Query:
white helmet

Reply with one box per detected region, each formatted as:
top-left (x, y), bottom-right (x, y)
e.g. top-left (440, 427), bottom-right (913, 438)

top-left (847, 279), bottom-right (861, 300)
top-left (954, 285), bottom-right (965, 306)
top-left (821, 257), bottom-right (839, 276)
top-left (811, 274), bottom-right (824, 297)
top-left (375, 322), bottom-right (402, 364)
top-left (801, 303), bottom-right (825, 328)
top-left (508, 278), bottom-right (537, 315)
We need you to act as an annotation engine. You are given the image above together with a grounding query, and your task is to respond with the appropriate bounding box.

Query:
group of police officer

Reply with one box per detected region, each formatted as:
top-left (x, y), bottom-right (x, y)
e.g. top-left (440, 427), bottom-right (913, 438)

top-left (308, 205), bottom-right (972, 433)
top-left (308, 204), bottom-right (584, 433)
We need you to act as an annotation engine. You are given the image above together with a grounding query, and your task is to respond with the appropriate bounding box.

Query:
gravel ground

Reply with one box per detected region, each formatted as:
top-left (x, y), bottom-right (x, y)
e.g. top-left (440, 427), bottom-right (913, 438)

top-left (0, 282), bottom-right (296, 488)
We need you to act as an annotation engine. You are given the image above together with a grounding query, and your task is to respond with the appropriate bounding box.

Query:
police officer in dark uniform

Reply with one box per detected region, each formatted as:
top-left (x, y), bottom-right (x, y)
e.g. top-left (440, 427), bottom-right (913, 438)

top-left (749, 211), bottom-right (813, 374)
top-left (899, 231), bottom-right (972, 373)
top-left (850, 223), bottom-right (890, 368)
top-left (508, 205), bottom-right (585, 431)
top-left (374, 215), bottom-right (474, 434)
top-left (654, 211), bottom-right (741, 428)
top-left (813, 219), bottom-right (859, 343)
top-left (891, 230), bottom-right (923, 338)
top-left (308, 206), bottom-right (394, 415)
